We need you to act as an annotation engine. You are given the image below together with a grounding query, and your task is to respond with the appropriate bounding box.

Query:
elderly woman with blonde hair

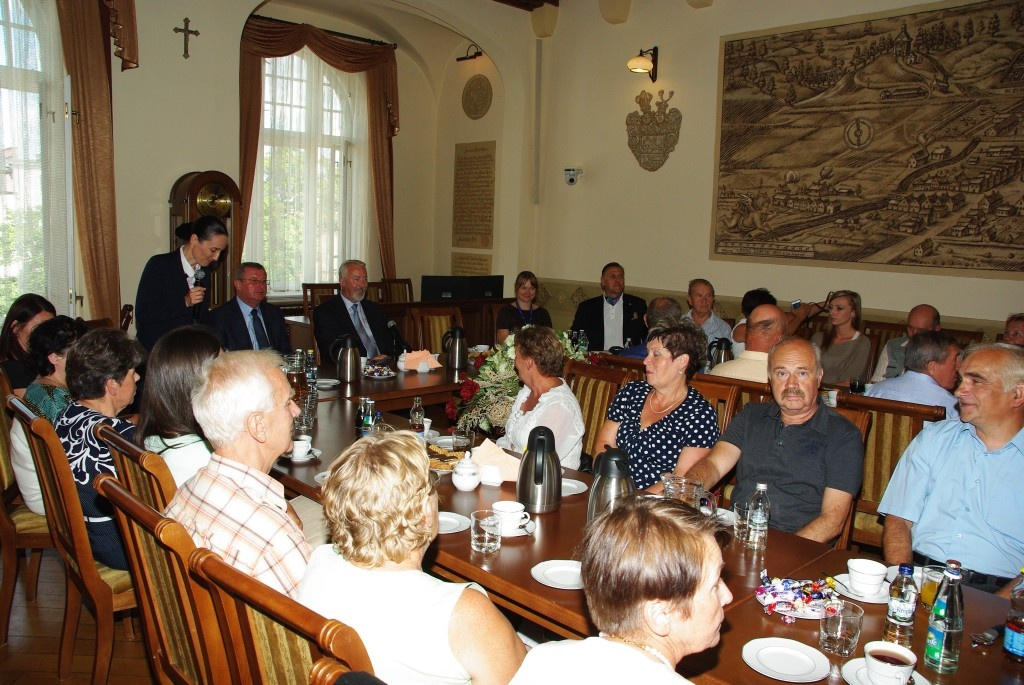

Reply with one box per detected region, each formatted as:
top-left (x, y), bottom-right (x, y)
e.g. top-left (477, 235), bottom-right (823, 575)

top-left (297, 431), bottom-right (526, 685)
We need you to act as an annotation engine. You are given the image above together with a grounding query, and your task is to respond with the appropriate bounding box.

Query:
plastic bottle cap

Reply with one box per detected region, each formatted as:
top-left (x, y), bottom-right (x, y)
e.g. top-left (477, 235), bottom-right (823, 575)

top-left (898, 563), bottom-right (913, 574)
top-left (756, 483), bottom-right (767, 490)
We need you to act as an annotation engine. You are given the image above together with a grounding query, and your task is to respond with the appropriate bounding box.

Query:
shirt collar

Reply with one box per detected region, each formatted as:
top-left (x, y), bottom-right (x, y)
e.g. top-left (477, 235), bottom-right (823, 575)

top-left (206, 453), bottom-right (286, 511)
top-left (769, 400), bottom-right (831, 434)
top-left (179, 247), bottom-right (195, 276)
top-left (605, 295), bottom-right (621, 306)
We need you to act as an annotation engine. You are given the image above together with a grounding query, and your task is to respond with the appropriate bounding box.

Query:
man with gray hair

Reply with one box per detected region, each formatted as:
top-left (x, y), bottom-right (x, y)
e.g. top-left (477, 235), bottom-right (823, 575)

top-left (709, 304), bottom-right (787, 382)
top-left (686, 337), bottom-right (863, 543)
top-left (866, 330), bottom-right (960, 419)
top-left (313, 259), bottom-right (394, 360)
top-left (164, 350), bottom-right (311, 597)
top-left (880, 343), bottom-right (1024, 595)
top-left (615, 296), bottom-right (682, 359)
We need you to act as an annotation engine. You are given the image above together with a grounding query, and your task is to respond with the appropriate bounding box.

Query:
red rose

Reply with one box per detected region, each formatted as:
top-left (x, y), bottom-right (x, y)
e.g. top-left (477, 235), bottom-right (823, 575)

top-left (473, 354), bottom-right (486, 369)
top-left (445, 398), bottom-right (458, 420)
top-left (459, 379), bottom-right (480, 402)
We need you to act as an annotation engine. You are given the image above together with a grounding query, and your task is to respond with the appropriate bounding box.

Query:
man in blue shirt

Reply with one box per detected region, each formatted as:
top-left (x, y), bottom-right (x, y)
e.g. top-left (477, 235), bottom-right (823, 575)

top-left (879, 343), bottom-right (1024, 595)
top-left (865, 330), bottom-right (960, 420)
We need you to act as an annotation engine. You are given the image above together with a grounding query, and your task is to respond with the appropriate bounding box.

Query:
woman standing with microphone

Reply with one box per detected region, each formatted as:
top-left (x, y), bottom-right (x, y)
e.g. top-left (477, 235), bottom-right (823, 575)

top-left (135, 216), bottom-right (228, 350)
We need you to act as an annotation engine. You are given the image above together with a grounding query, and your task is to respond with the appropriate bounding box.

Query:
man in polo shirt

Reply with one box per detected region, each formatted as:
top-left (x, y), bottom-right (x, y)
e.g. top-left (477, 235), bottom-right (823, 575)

top-left (570, 262), bottom-right (647, 351)
top-left (164, 350), bottom-right (311, 597)
top-left (879, 343), bottom-right (1024, 596)
top-left (686, 337), bottom-right (863, 543)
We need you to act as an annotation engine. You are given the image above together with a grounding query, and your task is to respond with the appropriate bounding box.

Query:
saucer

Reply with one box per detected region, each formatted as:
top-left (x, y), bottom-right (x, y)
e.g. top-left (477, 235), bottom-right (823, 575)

top-left (742, 638), bottom-right (830, 682)
top-left (502, 520), bottom-right (537, 537)
top-left (283, 447), bottom-right (321, 463)
top-left (841, 658), bottom-right (930, 685)
top-left (437, 512), bottom-right (470, 534)
top-left (561, 479), bottom-right (588, 496)
top-left (833, 573), bottom-right (890, 603)
top-left (531, 560), bottom-right (582, 590)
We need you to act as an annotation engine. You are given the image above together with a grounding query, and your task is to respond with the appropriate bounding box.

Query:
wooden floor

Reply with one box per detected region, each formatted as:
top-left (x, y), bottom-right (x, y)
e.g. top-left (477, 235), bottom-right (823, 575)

top-left (0, 549), bottom-right (155, 684)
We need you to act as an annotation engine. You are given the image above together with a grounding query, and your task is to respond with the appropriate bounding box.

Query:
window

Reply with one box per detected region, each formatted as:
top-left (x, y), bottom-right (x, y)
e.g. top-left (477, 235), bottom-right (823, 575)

top-left (0, 0), bottom-right (71, 313)
top-left (244, 46), bottom-right (369, 295)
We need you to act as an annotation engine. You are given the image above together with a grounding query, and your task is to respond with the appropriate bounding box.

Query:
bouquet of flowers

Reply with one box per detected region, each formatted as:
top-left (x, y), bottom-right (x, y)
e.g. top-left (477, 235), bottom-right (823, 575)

top-left (446, 328), bottom-right (588, 432)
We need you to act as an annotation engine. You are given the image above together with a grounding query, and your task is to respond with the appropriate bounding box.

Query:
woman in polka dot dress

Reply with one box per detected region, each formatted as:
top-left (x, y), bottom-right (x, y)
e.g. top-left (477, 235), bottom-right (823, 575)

top-left (595, 319), bottom-right (720, 492)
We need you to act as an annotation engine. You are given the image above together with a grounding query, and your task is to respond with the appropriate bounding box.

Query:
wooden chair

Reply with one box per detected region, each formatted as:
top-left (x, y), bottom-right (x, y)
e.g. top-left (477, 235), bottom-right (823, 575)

top-left (94, 423), bottom-right (177, 511)
top-left (593, 352), bottom-right (646, 383)
top-left (79, 316), bottom-right (115, 329)
top-left (7, 396), bottom-right (137, 684)
top-left (301, 282), bottom-right (340, 318)
top-left (364, 281), bottom-right (385, 303)
top-left (382, 278), bottom-right (414, 303)
top-left (831, 405), bottom-right (872, 551)
top-left (690, 373), bottom-right (740, 433)
top-left (835, 391), bottom-right (945, 550)
top-left (861, 320), bottom-right (908, 358)
top-left (562, 360), bottom-right (633, 461)
top-left (941, 326), bottom-right (984, 348)
top-left (189, 548), bottom-right (374, 684)
top-left (0, 376), bottom-right (53, 646)
top-left (409, 306), bottom-right (464, 352)
top-left (95, 474), bottom-right (233, 685)
top-left (707, 375), bottom-right (772, 412)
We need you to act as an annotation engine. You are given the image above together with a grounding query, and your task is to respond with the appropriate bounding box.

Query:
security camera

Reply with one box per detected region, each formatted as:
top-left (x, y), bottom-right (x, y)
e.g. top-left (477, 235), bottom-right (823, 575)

top-left (564, 168), bottom-right (583, 185)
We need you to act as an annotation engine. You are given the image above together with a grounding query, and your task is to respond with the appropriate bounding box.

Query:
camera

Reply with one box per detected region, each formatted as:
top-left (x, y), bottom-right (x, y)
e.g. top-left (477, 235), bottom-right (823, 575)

top-left (564, 168), bottom-right (583, 185)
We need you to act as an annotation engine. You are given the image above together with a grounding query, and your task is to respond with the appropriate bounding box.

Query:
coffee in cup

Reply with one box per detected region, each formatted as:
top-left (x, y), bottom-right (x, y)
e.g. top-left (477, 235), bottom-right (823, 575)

top-left (864, 641), bottom-right (916, 685)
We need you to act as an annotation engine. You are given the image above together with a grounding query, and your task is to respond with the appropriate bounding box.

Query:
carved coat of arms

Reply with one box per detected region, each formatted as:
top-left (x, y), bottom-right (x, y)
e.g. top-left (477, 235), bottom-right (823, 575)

top-left (625, 89), bottom-right (682, 171)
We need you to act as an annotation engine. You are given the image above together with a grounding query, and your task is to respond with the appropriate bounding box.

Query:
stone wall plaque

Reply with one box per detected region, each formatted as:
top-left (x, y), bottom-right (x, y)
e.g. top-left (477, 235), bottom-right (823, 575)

top-left (452, 141), bottom-right (495, 249)
top-left (462, 74), bottom-right (492, 120)
top-left (451, 252), bottom-right (493, 276)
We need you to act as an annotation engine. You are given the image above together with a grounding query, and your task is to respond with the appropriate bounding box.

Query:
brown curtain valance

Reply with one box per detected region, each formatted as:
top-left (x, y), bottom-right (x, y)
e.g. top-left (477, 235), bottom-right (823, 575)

top-left (103, 0), bottom-right (138, 70)
top-left (238, 16), bottom-right (400, 279)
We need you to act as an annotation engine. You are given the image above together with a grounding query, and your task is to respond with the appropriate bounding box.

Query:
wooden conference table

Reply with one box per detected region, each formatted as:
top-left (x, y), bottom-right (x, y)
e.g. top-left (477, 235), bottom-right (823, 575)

top-left (310, 363), bottom-right (463, 411)
top-left (273, 401), bottom-right (1018, 683)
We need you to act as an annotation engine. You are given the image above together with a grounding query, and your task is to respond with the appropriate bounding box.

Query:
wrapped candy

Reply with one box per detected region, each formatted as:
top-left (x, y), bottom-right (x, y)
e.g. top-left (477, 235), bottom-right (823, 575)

top-left (756, 569), bottom-right (836, 620)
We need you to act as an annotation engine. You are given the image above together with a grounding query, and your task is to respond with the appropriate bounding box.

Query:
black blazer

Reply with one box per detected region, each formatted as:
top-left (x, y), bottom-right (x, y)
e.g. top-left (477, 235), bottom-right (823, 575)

top-left (135, 250), bottom-right (212, 350)
top-left (202, 297), bottom-right (291, 355)
top-left (313, 295), bottom-right (394, 360)
top-left (570, 293), bottom-right (648, 351)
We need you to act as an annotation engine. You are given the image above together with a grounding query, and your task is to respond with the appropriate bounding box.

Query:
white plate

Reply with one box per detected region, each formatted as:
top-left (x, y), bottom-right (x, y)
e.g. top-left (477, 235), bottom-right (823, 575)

top-left (885, 565), bottom-right (925, 588)
top-left (437, 512), bottom-right (470, 534)
top-left (531, 560), bottom-right (583, 590)
top-left (314, 471), bottom-right (329, 484)
top-left (742, 638), bottom-right (830, 683)
top-left (283, 447), bottom-right (322, 463)
top-left (833, 573), bottom-right (890, 604)
top-left (561, 479), bottom-right (588, 496)
top-left (841, 658), bottom-right (930, 685)
top-left (428, 436), bottom-right (471, 450)
top-left (755, 592), bottom-right (826, 620)
top-left (423, 429), bottom-right (440, 441)
top-left (503, 520), bottom-right (537, 537)
top-left (316, 378), bottom-right (341, 389)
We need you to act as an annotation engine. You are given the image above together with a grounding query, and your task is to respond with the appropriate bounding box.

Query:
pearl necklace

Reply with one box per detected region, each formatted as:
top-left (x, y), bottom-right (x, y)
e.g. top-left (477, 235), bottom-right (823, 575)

top-left (599, 632), bottom-right (673, 669)
top-left (647, 389), bottom-right (685, 414)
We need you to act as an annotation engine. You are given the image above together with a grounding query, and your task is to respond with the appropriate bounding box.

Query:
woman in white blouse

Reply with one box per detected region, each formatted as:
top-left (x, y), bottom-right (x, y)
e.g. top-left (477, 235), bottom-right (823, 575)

top-left (498, 325), bottom-right (584, 469)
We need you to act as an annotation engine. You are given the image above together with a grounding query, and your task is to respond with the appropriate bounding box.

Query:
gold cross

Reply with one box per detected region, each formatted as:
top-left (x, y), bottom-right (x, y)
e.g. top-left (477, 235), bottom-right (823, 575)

top-left (173, 18), bottom-right (199, 59)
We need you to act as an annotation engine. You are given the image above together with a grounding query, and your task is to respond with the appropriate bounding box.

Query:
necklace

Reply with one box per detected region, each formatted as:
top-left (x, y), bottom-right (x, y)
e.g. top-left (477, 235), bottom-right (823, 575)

top-left (599, 632), bottom-right (673, 669)
top-left (647, 389), bottom-right (685, 414)
top-left (515, 301), bottom-right (533, 325)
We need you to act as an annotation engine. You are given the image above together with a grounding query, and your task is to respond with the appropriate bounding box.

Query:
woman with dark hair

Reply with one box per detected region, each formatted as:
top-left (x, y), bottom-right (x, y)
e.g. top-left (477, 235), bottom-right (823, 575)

top-left (496, 325), bottom-right (584, 469)
top-left (136, 325), bottom-right (220, 485)
top-left (495, 271), bottom-right (552, 344)
top-left (54, 328), bottom-right (145, 570)
top-left (510, 497), bottom-right (732, 683)
top-left (10, 316), bottom-right (89, 514)
top-left (594, 319), bottom-right (720, 491)
top-left (811, 289), bottom-right (872, 385)
top-left (0, 293), bottom-right (56, 391)
top-left (135, 216), bottom-right (229, 350)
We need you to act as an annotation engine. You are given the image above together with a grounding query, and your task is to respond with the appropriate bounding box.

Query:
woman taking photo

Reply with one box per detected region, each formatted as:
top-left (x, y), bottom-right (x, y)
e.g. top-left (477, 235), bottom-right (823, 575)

top-left (135, 216), bottom-right (228, 350)
top-left (0, 293), bottom-right (56, 391)
top-left (299, 431), bottom-right (526, 685)
top-left (55, 328), bottom-right (145, 570)
top-left (135, 325), bottom-right (220, 486)
top-left (510, 497), bottom-right (732, 683)
top-left (811, 290), bottom-right (871, 385)
top-left (497, 325), bottom-right (584, 469)
top-left (594, 319), bottom-right (719, 491)
top-left (495, 271), bottom-right (552, 344)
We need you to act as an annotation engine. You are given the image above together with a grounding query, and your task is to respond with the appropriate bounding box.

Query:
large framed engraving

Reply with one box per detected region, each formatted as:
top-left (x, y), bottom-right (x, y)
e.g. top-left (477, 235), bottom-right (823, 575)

top-left (712, 0), bottom-right (1024, 276)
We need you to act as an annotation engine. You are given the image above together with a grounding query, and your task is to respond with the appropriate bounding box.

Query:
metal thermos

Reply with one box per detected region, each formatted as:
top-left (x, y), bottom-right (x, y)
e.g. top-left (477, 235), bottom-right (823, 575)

top-left (330, 334), bottom-right (361, 383)
top-left (516, 426), bottom-right (562, 513)
top-left (587, 446), bottom-right (635, 522)
top-left (442, 326), bottom-right (469, 370)
top-left (707, 337), bottom-right (734, 370)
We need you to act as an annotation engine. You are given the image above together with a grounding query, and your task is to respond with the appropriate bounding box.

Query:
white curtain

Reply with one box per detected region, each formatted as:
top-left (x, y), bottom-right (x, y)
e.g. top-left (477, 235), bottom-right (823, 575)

top-left (244, 46), bottom-right (369, 294)
top-left (0, 0), bottom-right (70, 314)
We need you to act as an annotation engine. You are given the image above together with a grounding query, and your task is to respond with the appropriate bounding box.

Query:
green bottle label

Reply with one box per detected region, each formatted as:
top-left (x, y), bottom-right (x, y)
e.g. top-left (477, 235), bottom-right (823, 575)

top-left (925, 624), bottom-right (944, 662)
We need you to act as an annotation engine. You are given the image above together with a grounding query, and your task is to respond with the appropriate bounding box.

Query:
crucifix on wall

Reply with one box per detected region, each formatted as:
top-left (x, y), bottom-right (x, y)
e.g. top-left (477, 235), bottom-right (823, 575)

top-left (173, 18), bottom-right (199, 59)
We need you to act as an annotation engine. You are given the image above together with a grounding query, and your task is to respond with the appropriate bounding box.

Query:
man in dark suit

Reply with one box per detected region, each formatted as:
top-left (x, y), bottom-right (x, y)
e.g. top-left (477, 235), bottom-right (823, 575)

top-left (313, 259), bottom-right (394, 360)
top-left (570, 262), bottom-right (647, 351)
top-left (203, 262), bottom-right (291, 354)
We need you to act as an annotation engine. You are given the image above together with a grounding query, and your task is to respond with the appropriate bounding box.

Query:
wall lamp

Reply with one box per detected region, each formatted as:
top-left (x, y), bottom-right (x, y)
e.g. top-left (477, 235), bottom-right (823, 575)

top-left (456, 43), bottom-right (483, 62)
top-left (627, 46), bottom-right (658, 82)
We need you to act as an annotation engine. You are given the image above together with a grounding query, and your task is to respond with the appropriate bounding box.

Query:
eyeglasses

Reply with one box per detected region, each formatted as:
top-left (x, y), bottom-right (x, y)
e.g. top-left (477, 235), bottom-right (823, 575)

top-left (241, 278), bottom-right (270, 286)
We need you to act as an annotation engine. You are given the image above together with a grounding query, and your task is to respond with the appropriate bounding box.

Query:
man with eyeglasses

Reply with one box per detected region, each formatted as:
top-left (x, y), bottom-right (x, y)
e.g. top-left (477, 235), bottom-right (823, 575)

top-left (203, 262), bottom-right (291, 354)
top-left (1004, 313), bottom-right (1024, 347)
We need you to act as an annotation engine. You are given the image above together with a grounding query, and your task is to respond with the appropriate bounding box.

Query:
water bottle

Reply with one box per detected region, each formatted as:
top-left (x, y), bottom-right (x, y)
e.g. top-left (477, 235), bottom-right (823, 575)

top-left (356, 397), bottom-right (369, 429)
top-left (883, 563), bottom-right (919, 647)
top-left (925, 560), bottom-right (963, 674)
top-left (1005, 567), bottom-right (1024, 663)
top-left (745, 483), bottom-right (770, 551)
top-left (305, 349), bottom-right (317, 384)
top-left (369, 411), bottom-right (387, 436)
top-left (410, 396), bottom-right (425, 434)
top-left (360, 399), bottom-right (376, 437)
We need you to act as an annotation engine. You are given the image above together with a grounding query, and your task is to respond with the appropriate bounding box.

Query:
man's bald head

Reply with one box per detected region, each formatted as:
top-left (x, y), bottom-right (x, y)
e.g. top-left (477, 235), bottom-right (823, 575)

top-left (907, 304), bottom-right (940, 338)
top-left (745, 304), bottom-right (788, 353)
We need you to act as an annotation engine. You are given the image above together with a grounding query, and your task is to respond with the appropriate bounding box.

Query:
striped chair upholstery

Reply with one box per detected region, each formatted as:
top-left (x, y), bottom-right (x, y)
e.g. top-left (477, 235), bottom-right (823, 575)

top-left (831, 406), bottom-right (872, 551)
top-left (409, 306), bottom-right (463, 353)
top-left (690, 373), bottom-right (740, 433)
top-left (562, 360), bottom-right (632, 460)
top-left (94, 423), bottom-right (177, 512)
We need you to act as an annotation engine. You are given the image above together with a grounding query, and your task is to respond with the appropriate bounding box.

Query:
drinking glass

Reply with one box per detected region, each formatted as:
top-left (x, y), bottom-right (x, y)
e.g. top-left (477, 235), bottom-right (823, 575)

top-left (819, 600), bottom-right (864, 657)
top-left (733, 502), bottom-right (750, 544)
top-left (470, 510), bottom-right (501, 553)
top-left (452, 429), bottom-right (473, 458)
top-left (920, 565), bottom-right (944, 608)
top-left (850, 377), bottom-right (866, 394)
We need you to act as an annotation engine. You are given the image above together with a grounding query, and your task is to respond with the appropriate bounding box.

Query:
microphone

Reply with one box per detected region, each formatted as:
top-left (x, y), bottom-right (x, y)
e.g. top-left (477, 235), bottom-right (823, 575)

top-left (387, 320), bottom-right (412, 354)
top-left (192, 266), bottom-right (207, 323)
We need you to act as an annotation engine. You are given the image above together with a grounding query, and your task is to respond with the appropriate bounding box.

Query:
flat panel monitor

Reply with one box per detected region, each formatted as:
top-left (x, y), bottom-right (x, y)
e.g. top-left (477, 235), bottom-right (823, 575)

top-left (420, 275), bottom-right (504, 301)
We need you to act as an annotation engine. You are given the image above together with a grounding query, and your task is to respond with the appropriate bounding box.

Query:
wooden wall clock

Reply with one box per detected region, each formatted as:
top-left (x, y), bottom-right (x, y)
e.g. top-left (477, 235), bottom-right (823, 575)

top-left (168, 170), bottom-right (241, 310)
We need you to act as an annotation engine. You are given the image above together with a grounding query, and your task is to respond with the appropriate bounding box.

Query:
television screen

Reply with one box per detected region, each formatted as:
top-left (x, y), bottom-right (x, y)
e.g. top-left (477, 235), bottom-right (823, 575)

top-left (420, 275), bottom-right (504, 301)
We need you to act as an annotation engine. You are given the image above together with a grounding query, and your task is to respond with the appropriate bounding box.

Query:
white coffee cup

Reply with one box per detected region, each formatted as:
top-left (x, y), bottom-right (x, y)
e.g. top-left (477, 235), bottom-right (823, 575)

top-left (827, 390), bottom-right (838, 407)
top-left (864, 641), bottom-right (917, 685)
top-left (291, 439), bottom-right (311, 459)
top-left (492, 500), bottom-right (530, 535)
top-left (423, 418), bottom-right (433, 433)
top-left (848, 558), bottom-right (888, 596)
top-left (474, 344), bottom-right (490, 353)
